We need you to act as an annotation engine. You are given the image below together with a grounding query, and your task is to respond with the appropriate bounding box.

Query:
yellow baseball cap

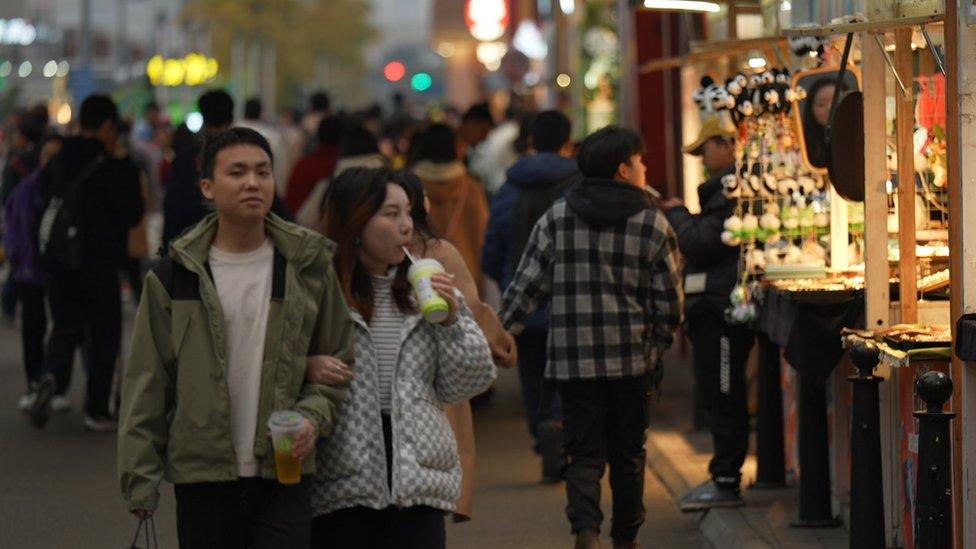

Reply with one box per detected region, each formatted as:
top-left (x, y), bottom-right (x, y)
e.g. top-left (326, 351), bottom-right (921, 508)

top-left (683, 116), bottom-right (736, 156)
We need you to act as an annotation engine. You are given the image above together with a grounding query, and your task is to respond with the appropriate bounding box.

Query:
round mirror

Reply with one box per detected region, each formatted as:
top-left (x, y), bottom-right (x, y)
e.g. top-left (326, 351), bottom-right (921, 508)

top-left (828, 90), bottom-right (865, 202)
top-left (792, 66), bottom-right (861, 174)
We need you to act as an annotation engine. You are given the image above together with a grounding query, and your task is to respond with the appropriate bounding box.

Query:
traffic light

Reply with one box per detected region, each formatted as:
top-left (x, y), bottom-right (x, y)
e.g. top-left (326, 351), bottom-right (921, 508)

top-left (383, 61), bottom-right (406, 83)
top-left (411, 72), bottom-right (432, 92)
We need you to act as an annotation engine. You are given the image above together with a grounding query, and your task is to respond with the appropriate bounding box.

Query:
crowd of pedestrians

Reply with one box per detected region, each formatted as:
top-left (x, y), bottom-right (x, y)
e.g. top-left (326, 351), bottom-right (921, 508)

top-left (0, 86), bottom-right (757, 548)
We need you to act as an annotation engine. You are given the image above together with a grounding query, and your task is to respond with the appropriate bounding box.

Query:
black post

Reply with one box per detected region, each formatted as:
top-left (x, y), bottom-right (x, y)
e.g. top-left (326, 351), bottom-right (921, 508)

top-left (791, 371), bottom-right (843, 528)
top-left (914, 370), bottom-right (955, 549)
top-left (847, 343), bottom-right (885, 548)
top-left (753, 333), bottom-right (787, 489)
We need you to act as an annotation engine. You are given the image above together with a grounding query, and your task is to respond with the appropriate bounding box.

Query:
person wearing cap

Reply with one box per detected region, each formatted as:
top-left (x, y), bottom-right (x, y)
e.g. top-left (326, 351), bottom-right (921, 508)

top-left (660, 116), bottom-right (755, 510)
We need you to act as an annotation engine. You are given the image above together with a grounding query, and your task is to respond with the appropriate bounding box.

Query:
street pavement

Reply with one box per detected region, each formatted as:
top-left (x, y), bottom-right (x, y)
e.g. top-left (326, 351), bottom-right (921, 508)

top-left (0, 304), bottom-right (706, 548)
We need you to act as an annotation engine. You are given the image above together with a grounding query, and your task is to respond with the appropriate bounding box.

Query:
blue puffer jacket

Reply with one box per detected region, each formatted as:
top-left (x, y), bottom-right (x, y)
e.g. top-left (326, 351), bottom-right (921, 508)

top-left (482, 153), bottom-right (578, 332)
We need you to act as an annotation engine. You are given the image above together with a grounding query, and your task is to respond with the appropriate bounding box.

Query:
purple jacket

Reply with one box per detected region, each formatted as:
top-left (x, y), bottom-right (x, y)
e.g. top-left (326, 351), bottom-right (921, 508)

top-left (3, 167), bottom-right (47, 286)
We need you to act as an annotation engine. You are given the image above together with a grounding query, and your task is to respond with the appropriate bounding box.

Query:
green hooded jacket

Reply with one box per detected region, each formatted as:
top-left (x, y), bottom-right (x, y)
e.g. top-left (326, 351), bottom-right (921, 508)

top-left (118, 213), bottom-right (355, 511)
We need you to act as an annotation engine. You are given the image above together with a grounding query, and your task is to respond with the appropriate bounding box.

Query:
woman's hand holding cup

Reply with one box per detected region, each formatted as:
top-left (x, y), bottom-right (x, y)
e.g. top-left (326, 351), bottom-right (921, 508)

top-left (429, 272), bottom-right (459, 326)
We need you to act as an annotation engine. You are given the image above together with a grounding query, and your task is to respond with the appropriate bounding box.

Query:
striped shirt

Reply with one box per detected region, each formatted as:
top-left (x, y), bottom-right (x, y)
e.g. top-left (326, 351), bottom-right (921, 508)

top-left (370, 272), bottom-right (405, 412)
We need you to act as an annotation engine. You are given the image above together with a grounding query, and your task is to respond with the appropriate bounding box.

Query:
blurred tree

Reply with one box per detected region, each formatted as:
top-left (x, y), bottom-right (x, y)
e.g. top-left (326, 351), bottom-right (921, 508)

top-left (184, 0), bottom-right (376, 110)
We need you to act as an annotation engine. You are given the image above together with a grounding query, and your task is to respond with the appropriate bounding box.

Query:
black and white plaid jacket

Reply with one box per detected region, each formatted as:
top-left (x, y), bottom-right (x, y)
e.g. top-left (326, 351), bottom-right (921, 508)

top-left (500, 179), bottom-right (683, 381)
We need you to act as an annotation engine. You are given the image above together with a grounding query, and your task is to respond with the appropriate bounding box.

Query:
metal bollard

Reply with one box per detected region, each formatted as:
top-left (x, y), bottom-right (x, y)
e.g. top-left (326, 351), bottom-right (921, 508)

top-left (914, 370), bottom-right (955, 549)
top-left (847, 342), bottom-right (885, 548)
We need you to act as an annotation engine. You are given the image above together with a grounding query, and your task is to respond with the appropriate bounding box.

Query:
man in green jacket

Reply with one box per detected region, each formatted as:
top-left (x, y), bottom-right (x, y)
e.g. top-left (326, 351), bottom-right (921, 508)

top-left (118, 127), bottom-right (354, 547)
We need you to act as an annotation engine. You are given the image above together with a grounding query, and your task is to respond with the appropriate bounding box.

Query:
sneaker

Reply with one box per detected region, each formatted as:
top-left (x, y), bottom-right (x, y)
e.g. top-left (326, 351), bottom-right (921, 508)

top-left (51, 395), bottom-right (71, 413)
top-left (679, 480), bottom-right (744, 512)
top-left (538, 420), bottom-right (564, 484)
top-left (574, 530), bottom-right (602, 549)
top-left (29, 375), bottom-right (57, 428)
top-left (84, 415), bottom-right (118, 433)
top-left (17, 392), bottom-right (37, 412)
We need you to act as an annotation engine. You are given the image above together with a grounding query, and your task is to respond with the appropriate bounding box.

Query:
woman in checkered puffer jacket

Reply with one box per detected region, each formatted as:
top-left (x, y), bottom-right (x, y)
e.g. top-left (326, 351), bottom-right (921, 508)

top-left (309, 167), bottom-right (496, 547)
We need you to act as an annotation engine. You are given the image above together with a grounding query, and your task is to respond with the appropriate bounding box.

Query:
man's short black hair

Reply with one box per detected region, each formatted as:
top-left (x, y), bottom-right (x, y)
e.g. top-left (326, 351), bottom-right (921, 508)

top-left (201, 127), bottom-right (274, 180)
top-left (531, 110), bottom-right (572, 153)
top-left (145, 100), bottom-right (160, 113)
top-left (339, 126), bottom-right (380, 157)
top-left (576, 126), bottom-right (644, 179)
top-left (461, 102), bottom-right (494, 126)
top-left (411, 123), bottom-right (457, 164)
top-left (78, 94), bottom-right (119, 132)
top-left (310, 91), bottom-right (331, 112)
top-left (244, 97), bottom-right (262, 120)
top-left (317, 116), bottom-right (344, 146)
top-left (198, 89), bottom-right (234, 129)
top-left (17, 117), bottom-right (44, 143)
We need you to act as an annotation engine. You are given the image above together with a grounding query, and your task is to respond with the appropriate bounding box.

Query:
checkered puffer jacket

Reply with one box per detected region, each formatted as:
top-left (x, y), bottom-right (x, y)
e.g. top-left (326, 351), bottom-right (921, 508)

top-left (310, 299), bottom-right (495, 516)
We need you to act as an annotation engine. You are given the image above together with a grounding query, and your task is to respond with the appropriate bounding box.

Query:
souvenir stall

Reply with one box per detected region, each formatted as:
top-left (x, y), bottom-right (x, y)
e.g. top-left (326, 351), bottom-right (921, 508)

top-left (777, 6), bottom-right (957, 547)
top-left (677, 9), bottom-right (959, 548)
top-left (634, 2), bottom-right (969, 542)
top-left (686, 36), bottom-right (868, 529)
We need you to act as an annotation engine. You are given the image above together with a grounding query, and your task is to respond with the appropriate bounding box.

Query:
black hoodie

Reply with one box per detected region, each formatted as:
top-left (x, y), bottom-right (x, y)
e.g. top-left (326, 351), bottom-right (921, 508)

top-left (565, 177), bottom-right (653, 228)
top-left (664, 167), bottom-right (739, 319)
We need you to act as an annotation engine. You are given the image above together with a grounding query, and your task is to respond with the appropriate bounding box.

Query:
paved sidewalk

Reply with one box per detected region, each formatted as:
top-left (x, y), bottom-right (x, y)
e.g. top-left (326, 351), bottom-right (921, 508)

top-left (645, 349), bottom-right (848, 549)
top-left (0, 303), bottom-right (706, 548)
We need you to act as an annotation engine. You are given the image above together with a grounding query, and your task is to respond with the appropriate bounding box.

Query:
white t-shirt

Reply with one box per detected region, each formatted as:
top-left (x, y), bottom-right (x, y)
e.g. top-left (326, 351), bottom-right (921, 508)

top-left (209, 238), bottom-right (274, 477)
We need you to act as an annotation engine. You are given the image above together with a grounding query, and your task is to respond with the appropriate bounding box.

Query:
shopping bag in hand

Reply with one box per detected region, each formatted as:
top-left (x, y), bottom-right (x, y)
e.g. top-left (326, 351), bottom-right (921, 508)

top-left (126, 515), bottom-right (158, 549)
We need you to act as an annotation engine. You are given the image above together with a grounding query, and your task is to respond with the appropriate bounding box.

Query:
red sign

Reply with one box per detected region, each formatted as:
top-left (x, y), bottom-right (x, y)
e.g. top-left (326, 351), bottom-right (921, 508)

top-left (465, 0), bottom-right (509, 42)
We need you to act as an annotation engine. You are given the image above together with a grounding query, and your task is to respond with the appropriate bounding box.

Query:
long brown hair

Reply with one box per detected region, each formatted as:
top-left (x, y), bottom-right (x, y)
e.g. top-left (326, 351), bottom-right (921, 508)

top-left (321, 167), bottom-right (414, 322)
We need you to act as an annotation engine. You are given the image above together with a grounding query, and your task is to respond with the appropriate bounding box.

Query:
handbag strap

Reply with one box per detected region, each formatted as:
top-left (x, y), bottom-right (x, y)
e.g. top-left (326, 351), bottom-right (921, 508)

top-left (129, 517), bottom-right (145, 548)
top-left (128, 515), bottom-right (158, 549)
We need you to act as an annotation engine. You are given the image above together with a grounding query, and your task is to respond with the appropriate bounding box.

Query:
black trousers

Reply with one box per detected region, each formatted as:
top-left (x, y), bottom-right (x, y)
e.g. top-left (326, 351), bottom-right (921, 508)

top-left (311, 505), bottom-right (445, 549)
top-left (515, 330), bottom-right (561, 445)
top-left (559, 372), bottom-right (651, 542)
top-left (16, 282), bottom-right (47, 390)
top-left (174, 478), bottom-right (311, 549)
top-left (687, 312), bottom-right (755, 485)
top-left (43, 267), bottom-right (121, 417)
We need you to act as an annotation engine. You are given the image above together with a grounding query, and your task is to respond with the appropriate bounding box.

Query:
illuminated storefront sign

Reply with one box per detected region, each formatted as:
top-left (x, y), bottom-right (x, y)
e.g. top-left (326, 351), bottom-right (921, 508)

top-left (465, 0), bottom-right (508, 42)
top-left (146, 53), bottom-right (219, 87)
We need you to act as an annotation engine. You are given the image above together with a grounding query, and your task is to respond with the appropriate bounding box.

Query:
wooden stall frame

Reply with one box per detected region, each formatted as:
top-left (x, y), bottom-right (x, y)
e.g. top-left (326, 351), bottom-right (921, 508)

top-left (945, 1), bottom-right (973, 546)
top-left (783, 7), bottom-right (956, 544)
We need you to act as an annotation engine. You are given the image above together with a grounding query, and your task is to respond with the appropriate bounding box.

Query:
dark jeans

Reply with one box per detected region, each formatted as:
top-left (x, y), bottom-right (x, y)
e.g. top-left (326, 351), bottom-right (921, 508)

top-left (43, 267), bottom-right (121, 417)
top-left (687, 313), bottom-right (755, 485)
top-left (311, 505), bottom-right (446, 549)
top-left (16, 282), bottom-right (47, 390)
top-left (175, 478), bottom-right (311, 548)
top-left (1, 270), bottom-right (16, 317)
top-left (559, 372), bottom-right (652, 542)
top-left (515, 330), bottom-right (561, 445)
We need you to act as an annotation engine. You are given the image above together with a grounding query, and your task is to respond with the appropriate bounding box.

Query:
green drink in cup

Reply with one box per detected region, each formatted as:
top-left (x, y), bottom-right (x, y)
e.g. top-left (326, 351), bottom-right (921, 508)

top-left (405, 256), bottom-right (450, 324)
top-left (267, 411), bottom-right (304, 484)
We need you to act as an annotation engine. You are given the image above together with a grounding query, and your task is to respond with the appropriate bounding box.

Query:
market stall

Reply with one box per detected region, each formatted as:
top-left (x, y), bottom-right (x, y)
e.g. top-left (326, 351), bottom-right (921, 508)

top-left (636, 1), bottom-right (969, 545)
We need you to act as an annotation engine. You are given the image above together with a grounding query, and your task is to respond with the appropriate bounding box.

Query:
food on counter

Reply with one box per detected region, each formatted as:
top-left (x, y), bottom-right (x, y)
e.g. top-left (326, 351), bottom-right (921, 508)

top-left (877, 323), bottom-right (951, 344)
top-left (918, 269), bottom-right (950, 291)
top-left (888, 242), bottom-right (950, 261)
top-left (768, 275), bottom-right (864, 292)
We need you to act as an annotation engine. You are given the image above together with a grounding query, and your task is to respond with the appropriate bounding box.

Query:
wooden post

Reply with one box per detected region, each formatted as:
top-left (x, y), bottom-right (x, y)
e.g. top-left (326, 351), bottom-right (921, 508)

top-left (860, 29), bottom-right (894, 546)
top-left (944, 1), bottom-right (974, 545)
top-left (894, 28), bottom-right (918, 324)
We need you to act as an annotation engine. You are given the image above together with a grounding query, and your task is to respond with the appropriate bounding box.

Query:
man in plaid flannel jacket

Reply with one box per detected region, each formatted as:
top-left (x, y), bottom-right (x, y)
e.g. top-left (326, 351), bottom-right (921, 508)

top-left (500, 126), bottom-right (683, 549)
